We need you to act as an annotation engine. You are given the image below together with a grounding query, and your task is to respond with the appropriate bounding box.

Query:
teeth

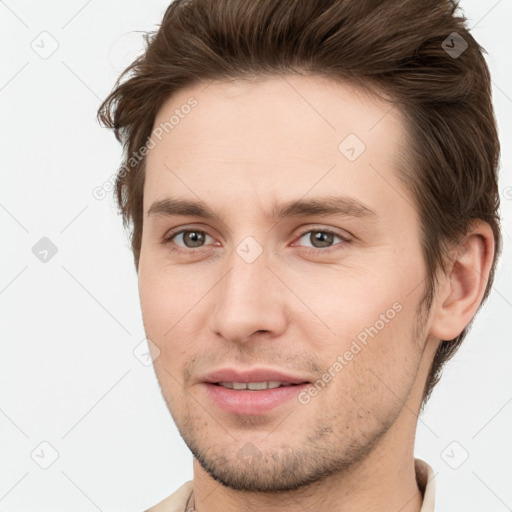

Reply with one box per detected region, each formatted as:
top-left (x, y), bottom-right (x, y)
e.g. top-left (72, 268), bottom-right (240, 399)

top-left (217, 381), bottom-right (294, 390)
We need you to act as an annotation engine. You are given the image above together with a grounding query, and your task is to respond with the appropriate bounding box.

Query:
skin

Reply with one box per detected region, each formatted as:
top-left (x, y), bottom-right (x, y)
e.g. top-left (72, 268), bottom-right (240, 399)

top-left (138, 74), bottom-right (494, 512)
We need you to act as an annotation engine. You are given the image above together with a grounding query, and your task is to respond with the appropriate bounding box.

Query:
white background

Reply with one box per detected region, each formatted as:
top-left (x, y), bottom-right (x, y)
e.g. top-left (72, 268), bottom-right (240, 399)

top-left (0, 0), bottom-right (511, 510)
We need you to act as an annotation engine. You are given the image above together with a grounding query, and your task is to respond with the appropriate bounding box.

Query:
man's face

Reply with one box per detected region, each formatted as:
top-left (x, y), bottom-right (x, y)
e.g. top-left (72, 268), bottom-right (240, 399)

top-left (139, 75), bottom-right (434, 491)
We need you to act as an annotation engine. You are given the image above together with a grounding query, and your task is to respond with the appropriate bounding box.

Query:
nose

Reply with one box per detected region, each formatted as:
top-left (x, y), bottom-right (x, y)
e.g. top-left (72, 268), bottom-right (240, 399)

top-left (208, 248), bottom-right (288, 344)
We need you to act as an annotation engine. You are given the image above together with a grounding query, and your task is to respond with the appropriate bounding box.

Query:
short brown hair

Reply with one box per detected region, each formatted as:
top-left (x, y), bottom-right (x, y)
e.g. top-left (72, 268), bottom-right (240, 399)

top-left (97, 0), bottom-right (501, 406)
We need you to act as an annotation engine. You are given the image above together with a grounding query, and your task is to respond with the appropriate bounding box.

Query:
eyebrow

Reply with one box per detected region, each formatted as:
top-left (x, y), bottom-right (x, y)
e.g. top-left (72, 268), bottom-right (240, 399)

top-left (147, 196), bottom-right (378, 222)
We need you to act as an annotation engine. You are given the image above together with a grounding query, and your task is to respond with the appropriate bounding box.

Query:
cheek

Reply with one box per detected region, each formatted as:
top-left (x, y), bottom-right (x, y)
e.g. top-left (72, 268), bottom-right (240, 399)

top-left (139, 256), bottom-right (206, 333)
top-left (289, 264), bottom-right (417, 339)
top-left (314, 306), bottom-right (423, 432)
top-left (138, 262), bottom-right (209, 380)
top-left (293, 258), bottom-right (425, 398)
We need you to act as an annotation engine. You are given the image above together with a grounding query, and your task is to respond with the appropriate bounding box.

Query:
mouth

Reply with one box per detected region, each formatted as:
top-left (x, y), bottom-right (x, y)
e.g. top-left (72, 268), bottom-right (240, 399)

top-left (203, 381), bottom-right (311, 415)
top-left (212, 381), bottom-right (304, 390)
top-left (199, 367), bottom-right (312, 414)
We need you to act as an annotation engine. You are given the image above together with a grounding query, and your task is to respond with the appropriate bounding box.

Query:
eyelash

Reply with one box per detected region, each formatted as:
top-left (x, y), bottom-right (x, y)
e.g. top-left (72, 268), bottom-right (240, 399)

top-left (162, 226), bottom-right (350, 256)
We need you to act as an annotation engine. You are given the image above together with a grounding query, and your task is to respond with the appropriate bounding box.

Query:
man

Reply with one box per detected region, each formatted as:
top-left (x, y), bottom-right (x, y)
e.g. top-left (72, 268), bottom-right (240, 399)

top-left (98, 0), bottom-right (501, 510)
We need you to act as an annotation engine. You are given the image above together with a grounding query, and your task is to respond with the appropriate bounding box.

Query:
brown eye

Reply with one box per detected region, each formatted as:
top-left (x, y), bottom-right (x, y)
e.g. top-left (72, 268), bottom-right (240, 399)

top-left (297, 229), bottom-right (346, 250)
top-left (309, 231), bottom-right (336, 248)
top-left (170, 230), bottom-right (212, 249)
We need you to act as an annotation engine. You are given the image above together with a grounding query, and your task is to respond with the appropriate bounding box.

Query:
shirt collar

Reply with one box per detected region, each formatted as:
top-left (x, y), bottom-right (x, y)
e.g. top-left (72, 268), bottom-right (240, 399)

top-left (416, 458), bottom-right (436, 511)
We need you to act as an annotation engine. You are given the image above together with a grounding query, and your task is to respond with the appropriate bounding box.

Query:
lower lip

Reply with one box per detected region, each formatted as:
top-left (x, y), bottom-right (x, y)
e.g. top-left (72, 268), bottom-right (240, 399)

top-left (202, 383), bottom-right (310, 415)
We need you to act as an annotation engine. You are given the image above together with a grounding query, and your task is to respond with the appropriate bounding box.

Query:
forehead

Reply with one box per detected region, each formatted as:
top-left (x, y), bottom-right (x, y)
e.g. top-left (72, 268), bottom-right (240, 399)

top-left (144, 74), bottom-right (409, 217)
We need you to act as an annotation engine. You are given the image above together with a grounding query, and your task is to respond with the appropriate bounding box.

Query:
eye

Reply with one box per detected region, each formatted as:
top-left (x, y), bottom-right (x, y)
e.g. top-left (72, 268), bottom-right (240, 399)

top-left (294, 228), bottom-right (349, 252)
top-left (165, 229), bottom-right (215, 251)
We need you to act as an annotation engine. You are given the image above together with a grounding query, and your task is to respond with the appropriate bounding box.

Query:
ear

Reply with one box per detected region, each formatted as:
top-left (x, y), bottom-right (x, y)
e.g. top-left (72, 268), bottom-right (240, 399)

top-left (429, 220), bottom-right (496, 341)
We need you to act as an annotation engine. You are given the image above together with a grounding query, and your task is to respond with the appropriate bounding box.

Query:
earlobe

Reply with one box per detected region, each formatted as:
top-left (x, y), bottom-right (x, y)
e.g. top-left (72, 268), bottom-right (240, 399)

top-left (429, 221), bottom-right (495, 341)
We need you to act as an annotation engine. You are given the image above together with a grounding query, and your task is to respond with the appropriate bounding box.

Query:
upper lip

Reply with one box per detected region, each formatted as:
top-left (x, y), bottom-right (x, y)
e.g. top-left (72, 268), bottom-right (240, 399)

top-left (201, 367), bottom-right (311, 385)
